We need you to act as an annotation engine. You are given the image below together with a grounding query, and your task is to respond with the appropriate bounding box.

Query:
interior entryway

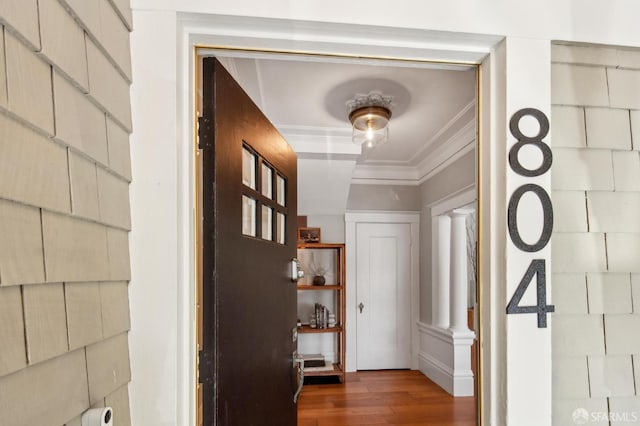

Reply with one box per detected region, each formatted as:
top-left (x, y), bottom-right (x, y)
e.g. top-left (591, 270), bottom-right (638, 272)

top-left (195, 48), bottom-right (480, 425)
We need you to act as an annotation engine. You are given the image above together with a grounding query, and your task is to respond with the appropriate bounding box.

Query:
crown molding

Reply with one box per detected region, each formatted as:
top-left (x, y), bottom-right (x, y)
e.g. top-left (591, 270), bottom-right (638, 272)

top-left (357, 100), bottom-right (475, 166)
top-left (416, 120), bottom-right (476, 184)
top-left (350, 178), bottom-right (421, 186)
top-left (278, 102), bottom-right (476, 187)
top-left (350, 117), bottom-right (475, 186)
top-left (409, 100), bottom-right (475, 164)
top-left (351, 164), bottom-right (420, 184)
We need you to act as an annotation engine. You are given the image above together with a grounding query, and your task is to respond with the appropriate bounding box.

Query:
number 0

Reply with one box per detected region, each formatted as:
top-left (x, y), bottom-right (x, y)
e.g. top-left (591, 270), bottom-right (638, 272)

top-left (507, 183), bottom-right (554, 252)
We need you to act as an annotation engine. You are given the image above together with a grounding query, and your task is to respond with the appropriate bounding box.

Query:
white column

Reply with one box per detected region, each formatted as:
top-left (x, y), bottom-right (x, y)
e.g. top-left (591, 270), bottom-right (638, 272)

top-left (434, 215), bottom-right (451, 328)
top-left (449, 209), bottom-right (471, 333)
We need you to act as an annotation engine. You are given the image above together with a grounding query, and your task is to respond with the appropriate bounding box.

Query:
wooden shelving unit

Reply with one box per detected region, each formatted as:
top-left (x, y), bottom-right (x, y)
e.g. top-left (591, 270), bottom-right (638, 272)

top-left (304, 364), bottom-right (343, 377)
top-left (296, 242), bottom-right (346, 383)
top-left (298, 325), bottom-right (343, 334)
top-left (297, 284), bottom-right (342, 291)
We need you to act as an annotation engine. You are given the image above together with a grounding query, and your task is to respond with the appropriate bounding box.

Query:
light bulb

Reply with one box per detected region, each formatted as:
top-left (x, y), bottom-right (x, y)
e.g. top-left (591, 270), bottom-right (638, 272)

top-left (366, 127), bottom-right (374, 141)
top-left (365, 119), bottom-right (375, 141)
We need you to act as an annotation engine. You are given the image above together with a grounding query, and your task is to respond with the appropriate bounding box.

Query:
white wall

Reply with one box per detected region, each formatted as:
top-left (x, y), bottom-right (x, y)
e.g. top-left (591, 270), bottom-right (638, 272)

top-left (129, 10), bottom-right (183, 426)
top-left (347, 184), bottom-right (421, 211)
top-left (131, 0), bottom-right (640, 47)
top-left (298, 159), bottom-right (355, 216)
top-left (306, 215), bottom-right (345, 244)
top-left (128, 3), bottom-right (640, 426)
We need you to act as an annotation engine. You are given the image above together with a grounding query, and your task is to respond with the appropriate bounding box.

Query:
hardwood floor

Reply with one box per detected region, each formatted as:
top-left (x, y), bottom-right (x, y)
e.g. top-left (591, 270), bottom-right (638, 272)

top-left (297, 370), bottom-right (476, 426)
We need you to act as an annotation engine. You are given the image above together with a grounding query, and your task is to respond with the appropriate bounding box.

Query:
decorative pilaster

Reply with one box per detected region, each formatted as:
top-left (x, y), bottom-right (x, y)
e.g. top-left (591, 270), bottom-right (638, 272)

top-left (449, 209), bottom-right (472, 333)
top-left (434, 215), bottom-right (451, 328)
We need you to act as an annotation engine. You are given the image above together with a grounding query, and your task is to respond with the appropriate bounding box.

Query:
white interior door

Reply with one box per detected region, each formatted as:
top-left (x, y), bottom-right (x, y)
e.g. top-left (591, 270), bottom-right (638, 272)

top-left (356, 222), bottom-right (411, 370)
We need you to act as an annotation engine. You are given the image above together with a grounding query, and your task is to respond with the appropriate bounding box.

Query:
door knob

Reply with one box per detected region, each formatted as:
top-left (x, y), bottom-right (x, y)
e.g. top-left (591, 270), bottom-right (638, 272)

top-left (290, 258), bottom-right (304, 282)
top-left (358, 302), bottom-right (364, 313)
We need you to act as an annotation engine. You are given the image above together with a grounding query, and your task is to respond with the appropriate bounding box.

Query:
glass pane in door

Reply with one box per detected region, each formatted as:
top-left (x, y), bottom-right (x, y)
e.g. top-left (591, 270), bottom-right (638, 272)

top-left (262, 164), bottom-right (273, 199)
top-left (276, 212), bottom-right (285, 244)
top-left (262, 205), bottom-right (273, 241)
top-left (242, 196), bottom-right (257, 237)
top-left (277, 175), bottom-right (286, 206)
top-left (242, 148), bottom-right (256, 189)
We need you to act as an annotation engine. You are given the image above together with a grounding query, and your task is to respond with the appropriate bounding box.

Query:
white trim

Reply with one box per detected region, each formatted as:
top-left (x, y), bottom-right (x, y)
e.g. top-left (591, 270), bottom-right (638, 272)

top-left (177, 18), bottom-right (194, 426)
top-left (344, 211), bottom-right (420, 372)
top-left (362, 100), bottom-right (476, 166)
top-left (349, 118), bottom-right (476, 186)
top-left (416, 124), bottom-right (476, 184)
top-left (418, 321), bottom-right (476, 345)
top-left (350, 178), bottom-right (421, 186)
top-left (185, 14), bottom-right (501, 63)
top-left (127, 11), bottom-right (505, 426)
top-left (351, 164), bottom-right (419, 182)
top-left (418, 351), bottom-right (456, 393)
top-left (429, 184), bottom-right (477, 216)
top-left (417, 321), bottom-right (475, 396)
top-left (410, 101), bottom-right (476, 164)
top-left (418, 319), bottom-right (451, 343)
top-left (418, 143), bottom-right (476, 185)
top-left (199, 47), bottom-right (479, 71)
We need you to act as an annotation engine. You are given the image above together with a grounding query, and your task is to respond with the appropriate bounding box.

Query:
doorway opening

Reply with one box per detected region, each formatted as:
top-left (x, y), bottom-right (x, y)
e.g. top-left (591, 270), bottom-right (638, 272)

top-left (195, 48), bottom-right (481, 425)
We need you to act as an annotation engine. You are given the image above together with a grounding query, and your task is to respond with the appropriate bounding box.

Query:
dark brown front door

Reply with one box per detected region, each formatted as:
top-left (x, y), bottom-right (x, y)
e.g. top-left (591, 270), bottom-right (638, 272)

top-left (199, 58), bottom-right (298, 425)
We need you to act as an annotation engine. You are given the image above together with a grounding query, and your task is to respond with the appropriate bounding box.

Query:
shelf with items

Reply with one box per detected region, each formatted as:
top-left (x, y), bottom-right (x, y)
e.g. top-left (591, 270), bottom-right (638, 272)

top-left (304, 363), bottom-right (343, 377)
top-left (296, 242), bottom-right (346, 383)
top-left (296, 243), bottom-right (345, 287)
top-left (296, 285), bottom-right (342, 291)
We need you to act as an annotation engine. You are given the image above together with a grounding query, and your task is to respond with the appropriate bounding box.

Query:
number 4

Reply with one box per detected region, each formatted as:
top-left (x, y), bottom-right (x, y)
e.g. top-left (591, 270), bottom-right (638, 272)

top-left (506, 259), bottom-right (555, 328)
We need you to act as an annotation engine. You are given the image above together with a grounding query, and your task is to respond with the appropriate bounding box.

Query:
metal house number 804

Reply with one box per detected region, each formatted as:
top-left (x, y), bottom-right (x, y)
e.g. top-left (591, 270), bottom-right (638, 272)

top-left (505, 108), bottom-right (555, 328)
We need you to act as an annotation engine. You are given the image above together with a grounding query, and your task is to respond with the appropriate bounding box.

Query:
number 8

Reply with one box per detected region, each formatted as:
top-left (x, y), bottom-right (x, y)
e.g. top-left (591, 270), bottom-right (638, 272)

top-left (508, 108), bottom-right (553, 177)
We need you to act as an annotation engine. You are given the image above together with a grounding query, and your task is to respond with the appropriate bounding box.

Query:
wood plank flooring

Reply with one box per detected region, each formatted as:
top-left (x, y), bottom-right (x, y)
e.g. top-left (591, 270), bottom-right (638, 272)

top-left (297, 370), bottom-right (476, 426)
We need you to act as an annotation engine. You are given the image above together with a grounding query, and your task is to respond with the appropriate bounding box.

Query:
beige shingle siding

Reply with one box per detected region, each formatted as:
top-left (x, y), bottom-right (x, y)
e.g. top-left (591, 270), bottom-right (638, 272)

top-left (552, 44), bottom-right (640, 424)
top-left (0, 1), bottom-right (132, 424)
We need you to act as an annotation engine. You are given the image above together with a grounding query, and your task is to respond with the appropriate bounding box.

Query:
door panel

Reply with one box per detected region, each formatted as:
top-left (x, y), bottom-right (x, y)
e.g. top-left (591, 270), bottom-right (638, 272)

top-left (356, 223), bottom-right (411, 370)
top-left (200, 58), bottom-right (298, 425)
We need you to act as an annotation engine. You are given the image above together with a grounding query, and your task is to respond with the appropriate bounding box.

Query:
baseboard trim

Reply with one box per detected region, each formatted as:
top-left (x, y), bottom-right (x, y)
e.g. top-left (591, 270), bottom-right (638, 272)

top-left (417, 321), bottom-right (475, 397)
top-left (418, 350), bottom-right (454, 394)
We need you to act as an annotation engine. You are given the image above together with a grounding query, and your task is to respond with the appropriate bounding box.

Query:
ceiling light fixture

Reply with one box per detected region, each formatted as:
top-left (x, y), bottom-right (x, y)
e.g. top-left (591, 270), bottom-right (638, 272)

top-left (347, 92), bottom-right (393, 148)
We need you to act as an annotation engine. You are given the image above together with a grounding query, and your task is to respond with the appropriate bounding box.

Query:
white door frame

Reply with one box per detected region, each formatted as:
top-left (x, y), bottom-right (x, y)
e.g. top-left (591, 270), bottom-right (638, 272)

top-left (345, 211), bottom-right (420, 372)
top-left (130, 11), bottom-right (522, 426)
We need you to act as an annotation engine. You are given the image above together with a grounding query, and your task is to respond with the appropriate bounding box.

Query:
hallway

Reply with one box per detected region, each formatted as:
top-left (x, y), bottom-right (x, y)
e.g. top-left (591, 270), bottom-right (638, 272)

top-left (297, 370), bottom-right (476, 426)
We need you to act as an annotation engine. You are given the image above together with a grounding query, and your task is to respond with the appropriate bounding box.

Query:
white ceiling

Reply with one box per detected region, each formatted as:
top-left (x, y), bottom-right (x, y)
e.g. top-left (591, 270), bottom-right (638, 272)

top-left (215, 54), bottom-right (477, 213)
